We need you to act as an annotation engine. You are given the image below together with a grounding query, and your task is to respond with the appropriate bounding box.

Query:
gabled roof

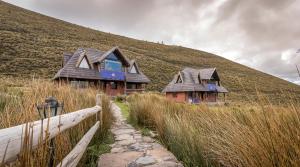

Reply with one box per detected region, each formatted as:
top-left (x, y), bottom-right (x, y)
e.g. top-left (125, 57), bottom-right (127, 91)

top-left (62, 52), bottom-right (73, 66)
top-left (94, 47), bottom-right (130, 66)
top-left (162, 67), bottom-right (228, 93)
top-left (53, 47), bottom-right (150, 83)
top-left (54, 48), bottom-right (100, 80)
top-left (128, 60), bottom-right (140, 74)
top-left (126, 60), bottom-right (150, 83)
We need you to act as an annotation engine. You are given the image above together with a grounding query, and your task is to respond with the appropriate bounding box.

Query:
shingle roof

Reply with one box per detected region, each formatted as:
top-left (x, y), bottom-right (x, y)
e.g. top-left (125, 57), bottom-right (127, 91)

top-left (54, 48), bottom-right (100, 80)
top-left (84, 48), bottom-right (105, 63)
top-left (62, 52), bottom-right (73, 66)
top-left (162, 67), bottom-right (228, 93)
top-left (126, 60), bottom-right (150, 83)
top-left (53, 47), bottom-right (150, 83)
top-left (94, 47), bottom-right (130, 66)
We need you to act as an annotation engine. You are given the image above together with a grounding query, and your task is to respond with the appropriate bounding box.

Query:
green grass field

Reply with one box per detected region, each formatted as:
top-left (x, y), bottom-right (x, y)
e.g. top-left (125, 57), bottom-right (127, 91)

top-left (1, 1), bottom-right (300, 103)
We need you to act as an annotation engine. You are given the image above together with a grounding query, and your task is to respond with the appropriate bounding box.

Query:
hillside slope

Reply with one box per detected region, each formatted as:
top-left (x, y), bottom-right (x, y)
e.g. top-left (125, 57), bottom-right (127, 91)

top-left (0, 1), bottom-right (299, 102)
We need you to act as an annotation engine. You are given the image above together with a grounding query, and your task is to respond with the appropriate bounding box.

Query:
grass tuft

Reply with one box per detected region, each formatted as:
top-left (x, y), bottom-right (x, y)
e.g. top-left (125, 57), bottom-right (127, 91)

top-left (128, 93), bottom-right (300, 167)
top-left (0, 78), bottom-right (113, 166)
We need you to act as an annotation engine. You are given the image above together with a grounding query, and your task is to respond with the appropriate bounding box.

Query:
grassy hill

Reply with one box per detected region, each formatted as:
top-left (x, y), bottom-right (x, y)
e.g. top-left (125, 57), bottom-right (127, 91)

top-left (0, 1), bottom-right (299, 102)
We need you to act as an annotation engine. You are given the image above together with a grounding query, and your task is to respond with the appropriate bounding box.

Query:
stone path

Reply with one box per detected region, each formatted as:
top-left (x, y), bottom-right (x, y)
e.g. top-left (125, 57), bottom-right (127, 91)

top-left (98, 103), bottom-right (183, 167)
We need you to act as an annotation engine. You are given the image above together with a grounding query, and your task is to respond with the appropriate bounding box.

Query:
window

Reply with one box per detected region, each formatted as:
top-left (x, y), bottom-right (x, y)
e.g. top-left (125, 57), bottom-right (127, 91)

top-left (111, 82), bottom-right (117, 89)
top-left (172, 92), bottom-right (177, 98)
top-left (104, 60), bottom-right (122, 72)
top-left (176, 75), bottom-right (182, 83)
top-left (70, 81), bottom-right (89, 88)
top-left (100, 62), bottom-right (105, 70)
top-left (70, 81), bottom-right (78, 88)
top-left (207, 80), bottom-right (216, 85)
top-left (107, 52), bottom-right (119, 61)
top-left (127, 83), bottom-right (137, 89)
top-left (198, 75), bottom-right (201, 84)
top-left (79, 81), bottom-right (89, 88)
top-left (130, 65), bottom-right (138, 74)
top-left (79, 57), bottom-right (90, 69)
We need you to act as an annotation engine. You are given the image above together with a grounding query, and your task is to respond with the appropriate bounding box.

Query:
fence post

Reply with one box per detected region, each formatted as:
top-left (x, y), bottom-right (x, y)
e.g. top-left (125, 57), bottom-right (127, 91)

top-left (96, 94), bottom-right (102, 106)
top-left (96, 94), bottom-right (103, 125)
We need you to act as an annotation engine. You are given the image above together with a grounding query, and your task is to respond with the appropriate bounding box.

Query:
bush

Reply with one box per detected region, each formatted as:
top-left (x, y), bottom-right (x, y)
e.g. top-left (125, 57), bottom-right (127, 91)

top-left (115, 94), bottom-right (126, 102)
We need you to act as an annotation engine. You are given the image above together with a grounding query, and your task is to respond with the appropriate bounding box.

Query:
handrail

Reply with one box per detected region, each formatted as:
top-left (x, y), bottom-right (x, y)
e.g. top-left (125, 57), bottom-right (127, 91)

top-left (0, 105), bottom-right (101, 164)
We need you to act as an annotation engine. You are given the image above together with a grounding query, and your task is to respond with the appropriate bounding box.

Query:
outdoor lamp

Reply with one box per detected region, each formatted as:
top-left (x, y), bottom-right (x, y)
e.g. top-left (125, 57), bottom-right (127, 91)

top-left (36, 96), bottom-right (64, 167)
top-left (36, 96), bottom-right (64, 119)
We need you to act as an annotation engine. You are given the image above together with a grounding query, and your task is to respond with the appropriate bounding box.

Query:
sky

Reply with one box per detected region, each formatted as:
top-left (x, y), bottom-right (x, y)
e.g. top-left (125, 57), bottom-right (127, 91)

top-left (3, 0), bottom-right (300, 85)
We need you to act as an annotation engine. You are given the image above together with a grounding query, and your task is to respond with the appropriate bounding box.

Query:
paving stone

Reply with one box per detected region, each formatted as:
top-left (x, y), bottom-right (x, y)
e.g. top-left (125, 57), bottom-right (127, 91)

top-left (117, 139), bottom-right (136, 146)
top-left (133, 134), bottom-right (142, 139)
top-left (129, 143), bottom-right (141, 151)
top-left (141, 143), bottom-right (153, 149)
top-left (152, 143), bottom-right (163, 149)
top-left (163, 156), bottom-right (177, 162)
top-left (135, 156), bottom-right (157, 166)
top-left (142, 136), bottom-right (154, 143)
top-left (113, 129), bottom-right (135, 135)
top-left (127, 161), bottom-right (138, 167)
top-left (148, 161), bottom-right (182, 167)
top-left (149, 131), bottom-right (158, 138)
top-left (115, 134), bottom-right (133, 141)
top-left (111, 147), bottom-right (125, 153)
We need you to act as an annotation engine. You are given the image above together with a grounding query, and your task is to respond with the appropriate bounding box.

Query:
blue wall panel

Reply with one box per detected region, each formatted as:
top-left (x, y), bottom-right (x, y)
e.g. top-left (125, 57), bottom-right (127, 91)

top-left (100, 70), bottom-right (125, 81)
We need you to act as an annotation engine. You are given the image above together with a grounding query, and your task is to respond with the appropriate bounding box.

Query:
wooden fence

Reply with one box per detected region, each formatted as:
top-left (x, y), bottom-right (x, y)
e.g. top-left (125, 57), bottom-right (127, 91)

top-left (0, 94), bottom-right (103, 167)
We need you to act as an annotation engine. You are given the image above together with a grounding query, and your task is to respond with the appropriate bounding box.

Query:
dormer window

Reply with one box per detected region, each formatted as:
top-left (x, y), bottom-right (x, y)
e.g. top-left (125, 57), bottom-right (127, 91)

top-left (79, 56), bottom-right (91, 69)
top-left (176, 75), bottom-right (182, 83)
top-left (130, 65), bottom-right (138, 74)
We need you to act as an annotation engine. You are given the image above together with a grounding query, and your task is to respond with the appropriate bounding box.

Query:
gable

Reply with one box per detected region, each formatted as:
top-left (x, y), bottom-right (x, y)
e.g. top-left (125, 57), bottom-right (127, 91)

top-left (106, 52), bottom-right (119, 61)
top-left (175, 73), bottom-right (183, 83)
top-left (211, 70), bottom-right (220, 80)
top-left (97, 47), bottom-right (130, 67)
top-left (78, 56), bottom-right (91, 69)
top-left (130, 65), bottom-right (137, 73)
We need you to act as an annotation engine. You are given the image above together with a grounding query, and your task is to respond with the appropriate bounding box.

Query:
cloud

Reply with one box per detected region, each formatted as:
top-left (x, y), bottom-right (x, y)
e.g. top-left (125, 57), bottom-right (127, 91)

top-left (3, 0), bottom-right (300, 84)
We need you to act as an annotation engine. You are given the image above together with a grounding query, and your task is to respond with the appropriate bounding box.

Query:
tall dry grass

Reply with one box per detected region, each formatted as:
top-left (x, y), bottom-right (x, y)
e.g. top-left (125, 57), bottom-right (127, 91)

top-left (0, 78), bottom-right (113, 166)
top-left (128, 93), bottom-right (300, 167)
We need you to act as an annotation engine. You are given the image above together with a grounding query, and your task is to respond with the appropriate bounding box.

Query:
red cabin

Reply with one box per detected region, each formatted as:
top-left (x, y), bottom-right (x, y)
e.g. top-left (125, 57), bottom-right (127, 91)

top-left (163, 67), bottom-right (228, 103)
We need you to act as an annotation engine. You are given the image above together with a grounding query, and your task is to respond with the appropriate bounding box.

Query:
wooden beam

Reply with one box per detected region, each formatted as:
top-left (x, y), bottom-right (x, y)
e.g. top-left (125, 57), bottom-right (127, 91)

top-left (57, 121), bottom-right (100, 167)
top-left (0, 106), bottom-right (101, 164)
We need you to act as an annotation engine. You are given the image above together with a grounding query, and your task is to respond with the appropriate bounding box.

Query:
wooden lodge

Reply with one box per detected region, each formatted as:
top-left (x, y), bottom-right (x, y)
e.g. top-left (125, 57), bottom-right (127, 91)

top-left (53, 47), bottom-right (150, 96)
top-left (162, 67), bottom-right (228, 103)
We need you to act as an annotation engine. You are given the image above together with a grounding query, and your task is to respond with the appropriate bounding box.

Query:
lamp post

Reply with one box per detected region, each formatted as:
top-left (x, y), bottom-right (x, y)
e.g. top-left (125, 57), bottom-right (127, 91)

top-left (36, 97), bottom-right (64, 167)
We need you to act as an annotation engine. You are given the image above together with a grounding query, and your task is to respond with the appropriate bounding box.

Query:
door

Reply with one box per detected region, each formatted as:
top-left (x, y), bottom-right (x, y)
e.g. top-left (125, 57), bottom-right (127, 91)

top-left (103, 81), bottom-right (125, 96)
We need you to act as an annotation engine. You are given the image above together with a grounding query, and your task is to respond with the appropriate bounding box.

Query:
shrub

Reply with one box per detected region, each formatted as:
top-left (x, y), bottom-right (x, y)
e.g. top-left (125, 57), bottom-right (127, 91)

top-left (115, 94), bottom-right (126, 102)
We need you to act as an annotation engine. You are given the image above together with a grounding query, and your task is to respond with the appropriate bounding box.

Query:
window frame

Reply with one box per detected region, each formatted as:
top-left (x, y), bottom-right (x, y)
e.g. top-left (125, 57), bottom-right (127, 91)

top-left (104, 59), bottom-right (123, 72)
top-left (78, 56), bottom-right (91, 69)
top-left (111, 82), bottom-right (118, 89)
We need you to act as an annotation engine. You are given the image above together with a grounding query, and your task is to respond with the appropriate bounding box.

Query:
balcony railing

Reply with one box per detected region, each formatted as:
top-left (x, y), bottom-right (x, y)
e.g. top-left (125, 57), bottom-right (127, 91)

top-left (125, 88), bottom-right (145, 94)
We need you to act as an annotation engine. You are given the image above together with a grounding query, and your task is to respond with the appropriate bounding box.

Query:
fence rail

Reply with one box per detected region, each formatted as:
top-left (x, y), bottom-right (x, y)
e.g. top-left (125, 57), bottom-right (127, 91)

top-left (0, 94), bottom-right (103, 166)
top-left (57, 121), bottom-right (100, 167)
